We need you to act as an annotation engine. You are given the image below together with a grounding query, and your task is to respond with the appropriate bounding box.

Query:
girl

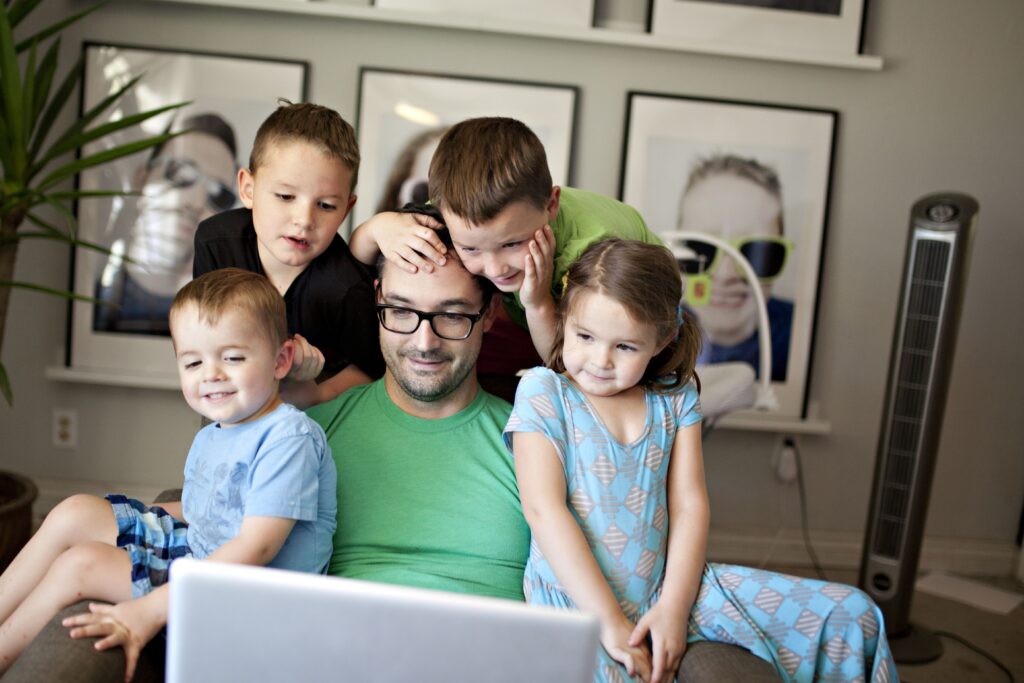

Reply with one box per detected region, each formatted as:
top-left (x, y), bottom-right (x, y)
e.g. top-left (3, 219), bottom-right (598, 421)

top-left (505, 239), bottom-right (895, 683)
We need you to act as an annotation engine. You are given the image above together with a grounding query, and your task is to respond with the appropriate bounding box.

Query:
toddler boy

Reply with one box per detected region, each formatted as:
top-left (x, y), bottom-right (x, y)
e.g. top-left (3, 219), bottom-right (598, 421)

top-left (194, 101), bottom-right (383, 407)
top-left (0, 268), bottom-right (337, 680)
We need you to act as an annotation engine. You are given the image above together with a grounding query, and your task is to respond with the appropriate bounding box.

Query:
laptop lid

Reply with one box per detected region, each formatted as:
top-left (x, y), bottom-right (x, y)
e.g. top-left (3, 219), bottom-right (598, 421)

top-left (167, 559), bottom-right (599, 682)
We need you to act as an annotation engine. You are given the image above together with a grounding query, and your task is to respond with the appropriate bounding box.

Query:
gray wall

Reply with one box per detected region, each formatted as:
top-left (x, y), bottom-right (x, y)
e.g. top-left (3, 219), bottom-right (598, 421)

top-left (2, 0), bottom-right (1022, 545)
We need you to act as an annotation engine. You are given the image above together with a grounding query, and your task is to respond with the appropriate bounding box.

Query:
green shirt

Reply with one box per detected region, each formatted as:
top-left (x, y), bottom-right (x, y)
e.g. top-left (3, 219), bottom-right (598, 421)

top-left (505, 186), bottom-right (663, 328)
top-left (306, 380), bottom-right (530, 601)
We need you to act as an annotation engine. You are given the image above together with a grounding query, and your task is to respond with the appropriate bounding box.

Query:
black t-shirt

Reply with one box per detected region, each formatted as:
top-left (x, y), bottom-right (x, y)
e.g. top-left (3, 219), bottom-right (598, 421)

top-left (193, 208), bottom-right (384, 381)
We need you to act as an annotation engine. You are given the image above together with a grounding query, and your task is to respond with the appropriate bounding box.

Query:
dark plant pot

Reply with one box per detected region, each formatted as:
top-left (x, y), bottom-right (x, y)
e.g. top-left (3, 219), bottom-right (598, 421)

top-left (0, 470), bottom-right (38, 572)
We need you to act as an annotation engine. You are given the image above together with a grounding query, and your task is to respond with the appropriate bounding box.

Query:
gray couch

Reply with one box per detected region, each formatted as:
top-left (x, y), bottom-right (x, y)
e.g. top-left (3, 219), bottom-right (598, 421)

top-left (5, 489), bottom-right (781, 682)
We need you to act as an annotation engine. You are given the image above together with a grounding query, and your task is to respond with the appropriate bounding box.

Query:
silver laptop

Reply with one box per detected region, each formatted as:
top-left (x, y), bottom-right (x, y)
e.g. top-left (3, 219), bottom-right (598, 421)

top-left (167, 559), bottom-right (599, 682)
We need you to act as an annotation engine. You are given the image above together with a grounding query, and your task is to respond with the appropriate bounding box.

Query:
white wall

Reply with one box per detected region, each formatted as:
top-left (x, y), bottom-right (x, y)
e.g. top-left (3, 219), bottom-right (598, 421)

top-left (1, 0), bottom-right (1022, 557)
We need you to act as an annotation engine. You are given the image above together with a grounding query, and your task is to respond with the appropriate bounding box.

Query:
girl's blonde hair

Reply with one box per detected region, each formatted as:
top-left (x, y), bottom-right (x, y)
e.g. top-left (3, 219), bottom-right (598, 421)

top-left (548, 238), bottom-right (701, 393)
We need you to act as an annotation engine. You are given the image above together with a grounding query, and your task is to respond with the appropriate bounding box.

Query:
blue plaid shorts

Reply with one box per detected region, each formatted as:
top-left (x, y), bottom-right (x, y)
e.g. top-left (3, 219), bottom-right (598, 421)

top-left (107, 494), bottom-right (192, 598)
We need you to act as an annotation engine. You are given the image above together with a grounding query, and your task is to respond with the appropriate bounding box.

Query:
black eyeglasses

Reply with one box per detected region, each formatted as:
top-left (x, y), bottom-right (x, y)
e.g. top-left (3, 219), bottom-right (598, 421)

top-left (375, 302), bottom-right (488, 340)
top-left (149, 157), bottom-right (237, 211)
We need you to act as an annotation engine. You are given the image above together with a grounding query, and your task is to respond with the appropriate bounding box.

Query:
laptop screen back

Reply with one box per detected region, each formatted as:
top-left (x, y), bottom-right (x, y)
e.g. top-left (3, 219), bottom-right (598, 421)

top-left (167, 559), bottom-right (599, 682)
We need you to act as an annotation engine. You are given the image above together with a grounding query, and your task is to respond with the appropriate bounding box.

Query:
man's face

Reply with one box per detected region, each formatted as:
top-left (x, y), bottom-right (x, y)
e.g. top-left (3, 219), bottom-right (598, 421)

top-left (377, 259), bottom-right (494, 412)
top-left (679, 173), bottom-right (782, 346)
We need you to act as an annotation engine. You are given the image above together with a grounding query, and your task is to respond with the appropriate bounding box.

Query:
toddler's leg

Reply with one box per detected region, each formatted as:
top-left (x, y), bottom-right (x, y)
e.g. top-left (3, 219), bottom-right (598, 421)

top-left (0, 541), bottom-right (131, 673)
top-left (0, 494), bottom-right (118, 625)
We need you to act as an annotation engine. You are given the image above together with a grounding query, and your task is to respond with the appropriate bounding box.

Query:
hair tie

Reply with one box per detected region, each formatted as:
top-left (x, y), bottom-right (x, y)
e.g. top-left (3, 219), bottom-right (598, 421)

top-left (560, 271), bottom-right (570, 294)
top-left (676, 301), bottom-right (685, 339)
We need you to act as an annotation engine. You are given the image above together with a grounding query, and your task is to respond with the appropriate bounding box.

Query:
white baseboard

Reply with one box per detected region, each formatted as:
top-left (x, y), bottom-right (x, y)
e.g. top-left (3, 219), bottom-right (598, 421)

top-left (707, 526), bottom-right (1018, 578)
top-left (29, 477), bottom-right (1019, 578)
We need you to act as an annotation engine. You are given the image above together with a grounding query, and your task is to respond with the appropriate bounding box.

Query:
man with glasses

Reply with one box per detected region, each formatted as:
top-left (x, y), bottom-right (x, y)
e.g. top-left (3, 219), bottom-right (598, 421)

top-left (305, 239), bottom-right (531, 600)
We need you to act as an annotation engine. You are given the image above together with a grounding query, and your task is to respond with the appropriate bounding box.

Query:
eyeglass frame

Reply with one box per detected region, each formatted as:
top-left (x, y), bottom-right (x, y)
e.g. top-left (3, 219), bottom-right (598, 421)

top-left (374, 292), bottom-right (490, 341)
top-left (676, 235), bottom-right (794, 283)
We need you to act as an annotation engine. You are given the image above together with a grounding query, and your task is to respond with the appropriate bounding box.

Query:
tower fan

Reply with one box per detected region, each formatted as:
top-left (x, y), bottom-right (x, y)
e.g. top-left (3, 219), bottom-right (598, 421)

top-left (859, 192), bottom-right (978, 663)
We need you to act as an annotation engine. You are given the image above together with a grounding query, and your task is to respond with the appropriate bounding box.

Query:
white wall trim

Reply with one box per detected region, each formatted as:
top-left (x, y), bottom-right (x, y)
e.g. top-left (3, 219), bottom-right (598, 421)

top-left (707, 526), bottom-right (1018, 577)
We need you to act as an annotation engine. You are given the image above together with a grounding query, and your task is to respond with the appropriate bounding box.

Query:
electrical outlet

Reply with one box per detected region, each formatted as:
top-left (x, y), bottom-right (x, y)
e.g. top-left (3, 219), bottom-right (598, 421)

top-left (773, 435), bottom-right (797, 484)
top-left (52, 408), bottom-right (78, 449)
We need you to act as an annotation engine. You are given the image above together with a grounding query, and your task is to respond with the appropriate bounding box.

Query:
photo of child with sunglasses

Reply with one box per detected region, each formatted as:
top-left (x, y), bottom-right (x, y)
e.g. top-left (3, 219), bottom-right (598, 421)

top-left (676, 154), bottom-right (795, 382)
top-left (94, 113), bottom-right (239, 336)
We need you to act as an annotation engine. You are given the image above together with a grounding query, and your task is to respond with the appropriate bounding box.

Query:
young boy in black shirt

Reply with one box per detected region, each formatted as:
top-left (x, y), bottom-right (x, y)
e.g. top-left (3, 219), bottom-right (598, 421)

top-left (194, 102), bottom-right (383, 407)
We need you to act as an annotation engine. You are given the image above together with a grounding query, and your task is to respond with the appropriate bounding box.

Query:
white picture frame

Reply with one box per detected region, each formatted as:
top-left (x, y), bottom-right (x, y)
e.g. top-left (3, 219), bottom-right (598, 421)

top-left (650, 0), bottom-right (867, 58)
top-left (352, 68), bottom-right (578, 230)
top-left (621, 92), bottom-right (837, 420)
top-left (67, 43), bottom-right (307, 383)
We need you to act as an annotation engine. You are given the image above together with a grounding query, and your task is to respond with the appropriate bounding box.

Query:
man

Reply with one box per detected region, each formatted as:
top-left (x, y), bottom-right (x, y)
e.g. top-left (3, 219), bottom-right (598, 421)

top-left (305, 244), bottom-right (530, 601)
top-left (10, 244), bottom-right (780, 682)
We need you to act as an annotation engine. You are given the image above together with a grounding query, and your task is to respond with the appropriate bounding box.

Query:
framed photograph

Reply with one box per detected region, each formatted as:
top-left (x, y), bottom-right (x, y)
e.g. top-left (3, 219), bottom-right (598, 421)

top-left (620, 92), bottom-right (837, 420)
top-left (352, 67), bottom-right (578, 230)
top-left (68, 43), bottom-right (308, 381)
top-left (650, 0), bottom-right (867, 58)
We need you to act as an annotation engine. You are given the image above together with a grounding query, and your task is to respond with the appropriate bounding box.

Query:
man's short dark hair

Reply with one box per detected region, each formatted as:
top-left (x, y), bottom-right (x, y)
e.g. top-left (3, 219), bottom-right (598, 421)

top-left (375, 229), bottom-right (497, 303)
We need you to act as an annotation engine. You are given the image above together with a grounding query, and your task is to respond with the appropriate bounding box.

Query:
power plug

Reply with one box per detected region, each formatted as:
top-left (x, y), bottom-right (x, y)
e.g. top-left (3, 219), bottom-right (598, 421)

top-left (774, 436), bottom-right (798, 484)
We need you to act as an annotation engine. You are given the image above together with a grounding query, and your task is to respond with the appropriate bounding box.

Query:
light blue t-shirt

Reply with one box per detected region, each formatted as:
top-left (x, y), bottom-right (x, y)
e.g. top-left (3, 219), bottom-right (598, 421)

top-left (182, 403), bottom-right (337, 574)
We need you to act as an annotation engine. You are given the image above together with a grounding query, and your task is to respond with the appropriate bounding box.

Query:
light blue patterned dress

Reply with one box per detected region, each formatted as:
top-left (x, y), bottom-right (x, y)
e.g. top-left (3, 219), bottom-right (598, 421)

top-left (504, 368), bottom-right (896, 683)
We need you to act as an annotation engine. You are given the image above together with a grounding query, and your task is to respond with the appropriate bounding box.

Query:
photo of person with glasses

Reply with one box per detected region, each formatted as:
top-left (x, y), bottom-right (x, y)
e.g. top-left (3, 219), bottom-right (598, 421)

top-left (676, 154), bottom-right (794, 381)
top-left (94, 113), bottom-right (238, 336)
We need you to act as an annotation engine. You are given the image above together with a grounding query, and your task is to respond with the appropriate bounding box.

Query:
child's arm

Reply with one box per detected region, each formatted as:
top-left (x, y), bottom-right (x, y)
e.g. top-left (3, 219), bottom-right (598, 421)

top-left (281, 363), bottom-right (371, 408)
top-left (349, 211), bottom-right (447, 272)
top-left (65, 515), bottom-right (297, 681)
top-left (520, 225), bottom-right (558, 361)
top-left (628, 423), bottom-right (708, 683)
top-left (514, 431), bottom-right (652, 682)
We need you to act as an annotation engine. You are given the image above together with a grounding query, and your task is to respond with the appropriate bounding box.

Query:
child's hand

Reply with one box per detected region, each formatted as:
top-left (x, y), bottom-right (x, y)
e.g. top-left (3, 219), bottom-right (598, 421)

top-left (602, 617), bottom-right (653, 682)
top-left (371, 211), bottom-right (447, 273)
top-left (288, 334), bottom-right (325, 383)
top-left (520, 224), bottom-right (555, 311)
top-left (629, 603), bottom-right (687, 683)
top-left (64, 599), bottom-right (164, 682)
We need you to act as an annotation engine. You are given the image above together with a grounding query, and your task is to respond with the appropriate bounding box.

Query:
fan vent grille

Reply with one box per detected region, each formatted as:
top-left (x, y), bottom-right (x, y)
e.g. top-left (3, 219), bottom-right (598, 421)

top-left (872, 238), bottom-right (952, 559)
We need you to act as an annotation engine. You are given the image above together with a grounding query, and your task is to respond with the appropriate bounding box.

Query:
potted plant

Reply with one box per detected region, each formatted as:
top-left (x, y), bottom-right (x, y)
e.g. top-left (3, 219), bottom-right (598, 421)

top-left (0, 0), bottom-right (186, 405)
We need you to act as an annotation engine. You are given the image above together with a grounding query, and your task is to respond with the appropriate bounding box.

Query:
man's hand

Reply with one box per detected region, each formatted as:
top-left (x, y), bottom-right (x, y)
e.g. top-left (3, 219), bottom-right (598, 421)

top-left (519, 224), bottom-right (556, 311)
top-left (287, 334), bottom-right (325, 383)
top-left (629, 602), bottom-right (687, 683)
top-left (63, 597), bottom-right (165, 682)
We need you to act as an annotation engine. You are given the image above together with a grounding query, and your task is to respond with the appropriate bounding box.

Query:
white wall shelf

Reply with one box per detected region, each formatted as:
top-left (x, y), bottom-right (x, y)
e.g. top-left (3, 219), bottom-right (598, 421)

top-left (715, 413), bottom-right (831, 435)
top-left (46, 365), bottom-right (180, 391)
top-left (148, 0), bottom-right (883, 71)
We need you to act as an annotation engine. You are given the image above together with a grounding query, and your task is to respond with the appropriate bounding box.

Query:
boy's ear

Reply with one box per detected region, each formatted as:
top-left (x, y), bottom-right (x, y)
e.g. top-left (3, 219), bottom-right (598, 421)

top-left (340, 194), bottom-right (358, 222)
top-left (545, 186), bottom-right (561, 222)
top-left (275, 338), bottom-right (295, 380)
top-left (238, 168), bottom-right (256, 209)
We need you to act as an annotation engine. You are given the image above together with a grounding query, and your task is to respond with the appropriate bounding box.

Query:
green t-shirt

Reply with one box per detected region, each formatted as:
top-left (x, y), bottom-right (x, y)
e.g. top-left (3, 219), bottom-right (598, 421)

top-left (505, 186), bottom-right (663, 328)
top-left (306, 379), bottom-right (530, 601)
